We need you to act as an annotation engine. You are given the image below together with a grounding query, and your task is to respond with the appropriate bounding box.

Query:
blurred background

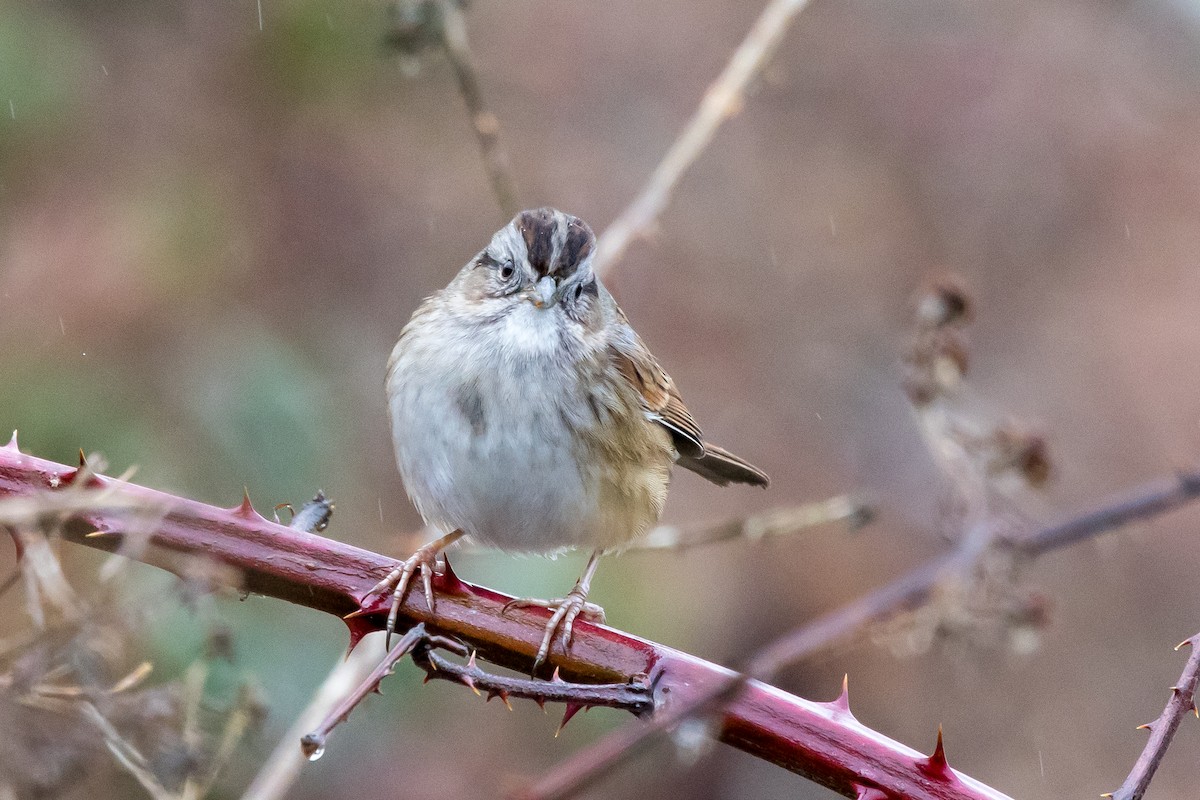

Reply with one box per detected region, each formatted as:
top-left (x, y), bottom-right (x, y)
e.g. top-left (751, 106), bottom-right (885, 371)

top-left (3, 0), bottom-right (1200, 797)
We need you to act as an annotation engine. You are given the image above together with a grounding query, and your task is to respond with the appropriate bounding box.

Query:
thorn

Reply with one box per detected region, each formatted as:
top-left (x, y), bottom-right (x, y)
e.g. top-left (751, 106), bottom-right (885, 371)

top-left (439, 555), bottom-right (464, 592)
top-left (343, 616), bottom-right (373, 653)
top-left (1100, 794), bottom-right (1113, 799)
top-left (535, 696), bottom-right (546, 712)
top-left (919, 725), bottom-right (952, 780)
top-left (1175, 638), bottom-right (1194, 651)
top-left (486, 689), bottom-right (513, 711)
top-left (462, 673), bottom-right (480, 696)
top-left (234, 488), bottom-right (258, 519)
top-left (1192, 703), bottom-right (1198, 719)
top-left (5, 430), bottom-right (18, 450)
top-left (556, 703), bottom-right (583, 737)
top-left (829, 673), bottom-right (853, 715)
top-left (466, 650), bottom-right (477, 670)
top-left (78, 448), bottom-right (88, 468)
top-left (84, 530), bottom-right (114, 538)
top-left (1136, 723), bottom-right (1153, 731)
top-left (551, 667), bottom-right (564, 684)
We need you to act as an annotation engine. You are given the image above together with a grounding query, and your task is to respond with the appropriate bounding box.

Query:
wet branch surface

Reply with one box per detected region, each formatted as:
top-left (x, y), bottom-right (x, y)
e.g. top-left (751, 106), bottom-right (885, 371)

top-left (0, 444), bottom-right (1011, 800)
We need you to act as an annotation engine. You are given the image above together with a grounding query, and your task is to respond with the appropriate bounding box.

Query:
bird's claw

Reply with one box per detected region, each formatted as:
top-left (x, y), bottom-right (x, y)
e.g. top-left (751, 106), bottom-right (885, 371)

top-left (364, 543), bottom-right (443, 648)
top-left (504, 591), bottom-right (605, 673)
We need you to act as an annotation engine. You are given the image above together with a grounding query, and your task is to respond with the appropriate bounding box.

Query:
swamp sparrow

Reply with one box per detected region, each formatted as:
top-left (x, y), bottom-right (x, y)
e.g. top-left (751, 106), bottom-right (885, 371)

top-left (372, 208), bottom-right (768, 670)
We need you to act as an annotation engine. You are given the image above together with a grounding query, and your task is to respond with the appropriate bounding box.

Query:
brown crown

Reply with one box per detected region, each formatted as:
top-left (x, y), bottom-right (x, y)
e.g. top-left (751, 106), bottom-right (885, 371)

top-left (515, 208), bottom-right (595, 278)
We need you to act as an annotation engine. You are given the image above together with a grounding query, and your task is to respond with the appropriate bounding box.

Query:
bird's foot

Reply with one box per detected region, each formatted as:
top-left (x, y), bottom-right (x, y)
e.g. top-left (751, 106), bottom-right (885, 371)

top-left (363, 532), bottom-right (464, 648)
top-left (504, 586), bottom-right (605, 673)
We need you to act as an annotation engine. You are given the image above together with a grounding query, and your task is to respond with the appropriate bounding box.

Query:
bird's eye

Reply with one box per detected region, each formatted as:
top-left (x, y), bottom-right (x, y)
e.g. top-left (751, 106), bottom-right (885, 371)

top-left (573, 283), bottom-right (583, 301)
top-left (499, 261), bottom-right (515, 280)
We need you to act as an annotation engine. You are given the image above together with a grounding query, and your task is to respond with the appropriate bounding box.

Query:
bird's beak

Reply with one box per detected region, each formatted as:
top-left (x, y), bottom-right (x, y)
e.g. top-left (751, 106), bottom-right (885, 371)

top-left (530, 276), bottom-right (558, 309)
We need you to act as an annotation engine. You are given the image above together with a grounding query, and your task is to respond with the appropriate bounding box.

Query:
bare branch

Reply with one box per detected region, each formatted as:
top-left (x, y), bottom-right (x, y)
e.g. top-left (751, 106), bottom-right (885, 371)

top-left (594, 0), bottom-right (814, 275)
top-left (79, 702), bottom-right (175, 800)
top-left (0, 444), bottom-right (1012, 800)
top-left (1012, 470), bottom-right (1200, 556)
top-left (1105, 633), bottom-right (1200, 800)
top-left (633, 495), bottom-right (871, 552)
top-left (384, 1), bottom-right (520, 218)
top-left (438, 0), bottom-right (521, 218)
top-left (412, 642), bottom-right (653, 717)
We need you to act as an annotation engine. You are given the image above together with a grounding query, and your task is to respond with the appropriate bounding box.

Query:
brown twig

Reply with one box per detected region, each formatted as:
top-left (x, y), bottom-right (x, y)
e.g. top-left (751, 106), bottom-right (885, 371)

top-left (384, 1), bottom-right (520, 218)
top-left (594, 0), bottom-right (814, 275)
top-left (717, 459), bottom-right (1200, 678)
top-left (0, 443), bottom-right (1012, 800)
top-left (1104, 633), bottom-right (1200, 800)
top-left (633, 495), bottom-right (872, 552)
top-left (458, 496), bottom-right (872, 556)
top-left (437, 0), bottom-right (520, 218)
top-left (412, 642), bottom-right (653, 717)
top-left (1011, 470), bottom-right (1200, 556)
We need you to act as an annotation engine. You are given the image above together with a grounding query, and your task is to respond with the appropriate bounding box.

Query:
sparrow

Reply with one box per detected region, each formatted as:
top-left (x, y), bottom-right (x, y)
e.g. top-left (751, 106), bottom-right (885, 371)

top-left (373, 207), bottom-right (768, 670)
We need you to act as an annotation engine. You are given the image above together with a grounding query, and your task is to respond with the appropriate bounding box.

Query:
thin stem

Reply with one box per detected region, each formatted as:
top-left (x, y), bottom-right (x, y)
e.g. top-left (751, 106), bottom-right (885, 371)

top-left (1012, 469), bottom-right (1200, 556)
top-left (437, 0), bottom-right (520, 218)
top-left (411, 644), bottom-right (653, 715)
top-left (242, 634), bottom-right (387, 800)
top-left (1106, 633), bottom-right (1200, 800)
top-left (594, 0), bottom-right (814, 275)
top-left (300, 625), bottom-right (429, 759)
top-left (633, 495), bottom-right (871, 552)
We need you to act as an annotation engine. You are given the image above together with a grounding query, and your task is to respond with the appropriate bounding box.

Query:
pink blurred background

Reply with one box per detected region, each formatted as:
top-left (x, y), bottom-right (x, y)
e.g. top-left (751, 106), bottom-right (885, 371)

top-left (4, 1), bottom-right (1200, 797)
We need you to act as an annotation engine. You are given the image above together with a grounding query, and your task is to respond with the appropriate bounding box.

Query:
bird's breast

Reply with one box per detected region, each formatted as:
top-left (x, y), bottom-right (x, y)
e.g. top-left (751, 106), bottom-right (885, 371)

top-left (387, 307), bottom-right (672, 553)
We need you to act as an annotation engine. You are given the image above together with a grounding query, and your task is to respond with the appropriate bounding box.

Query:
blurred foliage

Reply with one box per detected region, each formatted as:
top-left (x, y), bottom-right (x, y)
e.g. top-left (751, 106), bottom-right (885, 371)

top-left (0, 4), bottom-right (90, 160)
top-left (252, 0), bottom-right (382, 105)
top-left (3, 0), bottom-right (1200, 798)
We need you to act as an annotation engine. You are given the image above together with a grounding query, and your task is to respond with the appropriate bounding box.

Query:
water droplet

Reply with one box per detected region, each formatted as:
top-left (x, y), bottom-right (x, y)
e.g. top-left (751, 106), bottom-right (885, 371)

top-left (300, 733), bottom-right (326, 761)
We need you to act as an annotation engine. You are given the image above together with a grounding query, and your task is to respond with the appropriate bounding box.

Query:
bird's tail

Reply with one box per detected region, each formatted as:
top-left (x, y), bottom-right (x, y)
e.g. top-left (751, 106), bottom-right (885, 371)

top-left (677, 442), bottom-right (769, 488)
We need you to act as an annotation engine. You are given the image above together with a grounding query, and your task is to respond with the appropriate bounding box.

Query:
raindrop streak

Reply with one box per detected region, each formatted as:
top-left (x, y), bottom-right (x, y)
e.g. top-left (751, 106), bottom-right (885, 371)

top-left (257, 0), bottom-right (264, 31)
top-left (8, 100), bottom-right (13, 120)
